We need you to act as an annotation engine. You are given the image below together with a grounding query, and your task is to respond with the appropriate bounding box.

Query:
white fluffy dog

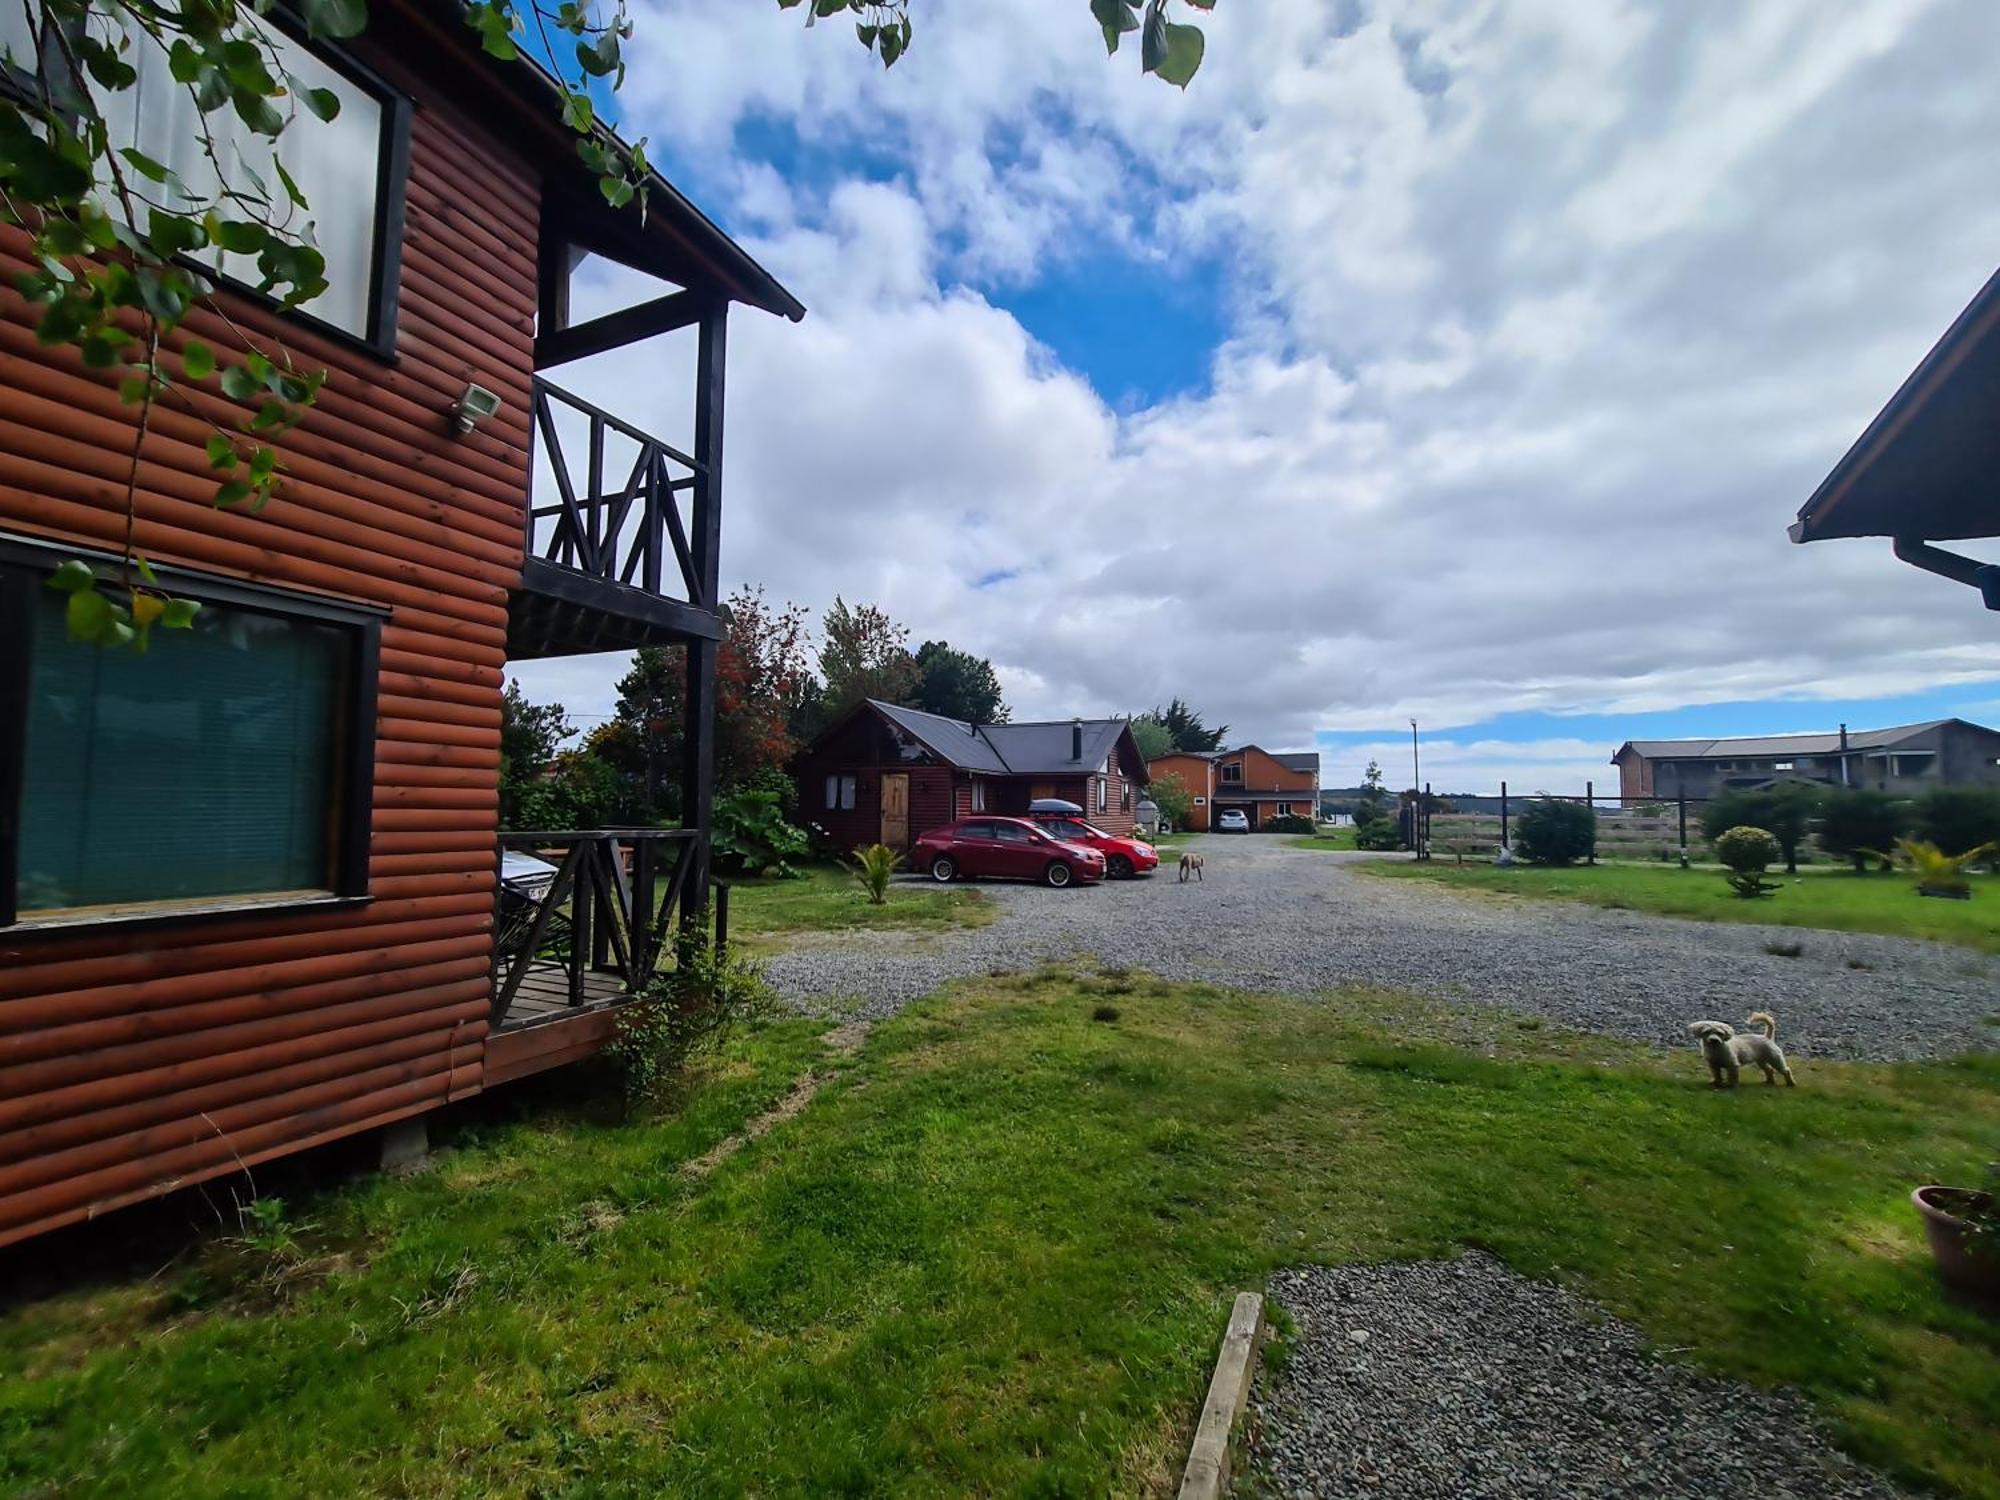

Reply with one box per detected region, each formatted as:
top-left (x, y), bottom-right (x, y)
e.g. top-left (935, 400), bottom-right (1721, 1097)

top-left (1687, 1011), bottom-right (1796, 1089)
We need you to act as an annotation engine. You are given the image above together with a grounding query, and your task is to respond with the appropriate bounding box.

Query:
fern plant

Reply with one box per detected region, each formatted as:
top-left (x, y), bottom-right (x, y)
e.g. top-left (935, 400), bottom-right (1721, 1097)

top-left (851, 843), bottom-right (903, 905)
top-left (1868, 837), bottom-right (1995, 898)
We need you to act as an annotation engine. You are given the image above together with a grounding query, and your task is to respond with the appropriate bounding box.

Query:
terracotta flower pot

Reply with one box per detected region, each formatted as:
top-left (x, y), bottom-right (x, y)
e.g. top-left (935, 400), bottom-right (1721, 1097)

top-left (1912, 1186), bottom-right (1999, 1306)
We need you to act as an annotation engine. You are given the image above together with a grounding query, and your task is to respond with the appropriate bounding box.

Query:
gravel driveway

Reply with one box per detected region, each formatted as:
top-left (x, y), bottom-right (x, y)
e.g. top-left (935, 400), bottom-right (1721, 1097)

top-left (762, 836), bottom-right (1999, 1061)
top-left (1244, 1254), bottom-right (1908, 1500)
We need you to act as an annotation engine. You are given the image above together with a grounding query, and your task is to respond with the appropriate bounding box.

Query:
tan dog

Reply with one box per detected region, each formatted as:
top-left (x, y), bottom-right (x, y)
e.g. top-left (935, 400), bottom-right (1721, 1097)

top-left (1178, 852), bottom-right (1204, 883)
top-left (1687, 1011), bottom-right (1795, 1088)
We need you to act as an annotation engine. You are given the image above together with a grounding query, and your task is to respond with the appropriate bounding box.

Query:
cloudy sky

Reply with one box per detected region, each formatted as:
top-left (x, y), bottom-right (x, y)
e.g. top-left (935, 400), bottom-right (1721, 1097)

top-left (510, 0), bottom-right (2000, 793)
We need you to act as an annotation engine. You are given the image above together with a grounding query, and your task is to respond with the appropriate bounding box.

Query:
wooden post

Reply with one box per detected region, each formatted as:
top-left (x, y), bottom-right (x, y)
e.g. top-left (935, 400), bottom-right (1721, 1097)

top-left (714, 883), bottom-right (730, 957)
top-left (683, 302), bottom-right (728, 932)
top-left (1423, 782), bottom-right (1432, 860)
top-left (1586, 780), bottom-right (1596, 865)
top-left (1678, 792), bottom-right (1689, 868)
top-left (569, 842), bottom-right (592, 1005)
top-left (1500, 780), bottom-right (1509, 851)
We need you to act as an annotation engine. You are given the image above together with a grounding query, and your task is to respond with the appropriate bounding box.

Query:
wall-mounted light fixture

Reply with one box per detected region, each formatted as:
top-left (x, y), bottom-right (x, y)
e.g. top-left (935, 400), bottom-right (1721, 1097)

top-left (450, 382), bottom-right (503, 437)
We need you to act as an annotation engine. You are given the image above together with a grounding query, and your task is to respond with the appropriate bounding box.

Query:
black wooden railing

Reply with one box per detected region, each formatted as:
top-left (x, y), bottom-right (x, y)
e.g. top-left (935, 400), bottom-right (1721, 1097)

top-left (529, 378), bottom-right (706, 607)
top-left (490, 829), bottom-right (708, 1023)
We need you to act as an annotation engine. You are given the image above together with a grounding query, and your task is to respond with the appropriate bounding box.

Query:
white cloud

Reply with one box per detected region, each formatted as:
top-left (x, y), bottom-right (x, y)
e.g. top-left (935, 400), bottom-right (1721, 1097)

top-left (515, 0), bottom-right (2000, 762)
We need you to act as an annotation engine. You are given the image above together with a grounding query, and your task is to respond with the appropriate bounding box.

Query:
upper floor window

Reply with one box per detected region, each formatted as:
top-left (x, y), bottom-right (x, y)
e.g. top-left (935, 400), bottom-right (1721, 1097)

top-left (1, 538), bottom-right (380, 928)
top-left (4, 6), bottom-right (408, 351)
top-left (1220, 762), bottom-right (1243, 784)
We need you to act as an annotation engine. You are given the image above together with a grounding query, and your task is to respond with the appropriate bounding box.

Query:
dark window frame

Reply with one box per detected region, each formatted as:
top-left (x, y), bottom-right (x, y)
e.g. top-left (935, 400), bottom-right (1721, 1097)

top-left (0, 532), bottom-right (384, 932)
top-left (0, 6), bottom-right (411, 360)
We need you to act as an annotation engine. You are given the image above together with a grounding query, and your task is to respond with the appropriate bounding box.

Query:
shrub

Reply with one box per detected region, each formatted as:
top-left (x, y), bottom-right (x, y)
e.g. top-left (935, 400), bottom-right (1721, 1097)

top-left (1513, 799), bottom-right (1595, 866)
top-left (1816, 787), bottom-right (1907, 872)
top-left (1264, 813), bottom-right (1316, 835)
top-left (1150, 772), bottom-right (1192, 831)
top-left (1878, 837), bottom-right (1996, 898)
top-left (607, 933), bottom-right (772, 1112)
top-left (1912, 787), bottom-right (2000, 857)
top-left (1354, 817), bottom-right (1402, 851)
top-left (712, 789), bottom-right (810, 878)
top-left (851, 842), bottom-right (903, 904)
top-left (1701, 784), bottom-right (1821, 873)
top-left (1715, 825), bottom-right (1782, 898)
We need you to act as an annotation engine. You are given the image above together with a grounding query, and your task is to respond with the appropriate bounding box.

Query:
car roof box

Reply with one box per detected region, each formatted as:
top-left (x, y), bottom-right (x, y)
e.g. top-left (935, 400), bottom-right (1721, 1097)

top-left (1028, 798), bottom-right (1083, 814)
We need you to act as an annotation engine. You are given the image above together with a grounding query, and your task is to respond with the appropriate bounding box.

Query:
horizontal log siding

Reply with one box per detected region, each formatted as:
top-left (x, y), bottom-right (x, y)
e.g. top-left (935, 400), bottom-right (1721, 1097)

top-left (0, 53), bottom-right (538, 1248)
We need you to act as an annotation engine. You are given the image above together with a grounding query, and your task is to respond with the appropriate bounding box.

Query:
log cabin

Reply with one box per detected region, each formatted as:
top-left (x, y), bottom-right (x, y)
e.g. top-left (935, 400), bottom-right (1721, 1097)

top-left (0, 0), bottom-right (803, 1248)
top-left (796, 700), bottom-right (1150, 852)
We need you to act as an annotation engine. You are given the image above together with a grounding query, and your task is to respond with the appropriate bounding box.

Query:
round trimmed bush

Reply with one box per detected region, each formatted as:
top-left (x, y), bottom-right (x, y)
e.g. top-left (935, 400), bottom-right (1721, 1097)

top-left (1715, 825), bottom-right (1781, 898)
top-left (1513, 799), bottom-right (1596, 866)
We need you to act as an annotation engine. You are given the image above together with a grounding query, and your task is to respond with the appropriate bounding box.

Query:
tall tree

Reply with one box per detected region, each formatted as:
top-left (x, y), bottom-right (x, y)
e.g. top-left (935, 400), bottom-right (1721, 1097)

top-left (716, 586), bottom-right (815, 791)
top-left (1127, 713), bottom-right (1175, 761)
top-left (498, 681), bottom-right (575, 830)
top-left (913, 640), bottom-right (1009, 724)
top-left (1155, 696), bottom-right (1227, 752)
top-left (817, 597), bottom-right (919, 722)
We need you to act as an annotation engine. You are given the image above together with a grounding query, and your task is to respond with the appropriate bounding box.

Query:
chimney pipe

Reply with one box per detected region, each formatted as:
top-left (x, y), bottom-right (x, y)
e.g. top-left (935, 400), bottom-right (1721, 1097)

top-left (1839, 722), bottom-right (1850, 787)
top-left (1072, 717), bottom-right (1083, 761)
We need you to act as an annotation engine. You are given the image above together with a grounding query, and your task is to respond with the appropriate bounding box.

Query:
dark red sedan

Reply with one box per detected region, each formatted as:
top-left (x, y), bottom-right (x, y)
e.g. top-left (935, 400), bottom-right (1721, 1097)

top-left (913, 817), bottom-right (1107, 888)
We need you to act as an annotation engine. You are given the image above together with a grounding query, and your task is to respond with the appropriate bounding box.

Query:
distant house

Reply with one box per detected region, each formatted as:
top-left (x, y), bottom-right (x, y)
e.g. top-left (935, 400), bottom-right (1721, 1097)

top-left (1146, 747), bottom-right (1321, 831)
top-left (1612, 719), bottom-right (2000, 800)
top-left (795, 701), bottom-right (1151, 851)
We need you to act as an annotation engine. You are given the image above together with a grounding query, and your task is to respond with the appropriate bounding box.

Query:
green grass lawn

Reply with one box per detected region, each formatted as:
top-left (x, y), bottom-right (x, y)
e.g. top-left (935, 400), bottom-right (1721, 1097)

top-left (5, 976), bottom-right (1996, 1497)
top-left (1285, 826), bottom-right (1358, 851)
top-left (1359, 859), bottom-right (2000, 953)
top-left (724, 863), bottom-right (995, 953)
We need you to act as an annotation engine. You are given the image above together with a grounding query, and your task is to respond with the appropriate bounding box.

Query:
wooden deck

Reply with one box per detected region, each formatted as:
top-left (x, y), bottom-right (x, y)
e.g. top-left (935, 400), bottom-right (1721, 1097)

top-left (484, 964), bottom-right (635, 1087)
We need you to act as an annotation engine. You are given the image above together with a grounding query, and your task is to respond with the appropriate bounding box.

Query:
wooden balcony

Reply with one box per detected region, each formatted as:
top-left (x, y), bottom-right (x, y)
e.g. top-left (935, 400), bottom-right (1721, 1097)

top-left (506, 378), bottom-right (724, 660)
top-left (485, 829), bottom-right (727, 1081)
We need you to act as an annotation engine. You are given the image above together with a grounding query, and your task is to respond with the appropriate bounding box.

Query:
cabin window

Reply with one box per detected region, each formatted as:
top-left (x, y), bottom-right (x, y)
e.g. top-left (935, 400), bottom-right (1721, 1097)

top-left (1, 545), bottom-right (381, 927)
top-left (1772, 761), bottom-right (1793, 772)
top-left (971, 780), bottom-right (986, 812)
top-left (824, 774), bottom-right (856, 811)
top-left (1096, 777), bottom-right (1106, 813)
top-left (1220, 762), bottom-right (1242, 784)
top-left (1277, 803), bottom-right (1293, 816)
top-left (1121, 784), bottom-right (1131, 811)
top-left (5, 8), bottom-right (409, 351)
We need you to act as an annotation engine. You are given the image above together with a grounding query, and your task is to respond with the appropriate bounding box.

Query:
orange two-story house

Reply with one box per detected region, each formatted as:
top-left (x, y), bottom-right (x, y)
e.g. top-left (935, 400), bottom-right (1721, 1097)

top-left (1145, 747), bottom-right (1320, 831)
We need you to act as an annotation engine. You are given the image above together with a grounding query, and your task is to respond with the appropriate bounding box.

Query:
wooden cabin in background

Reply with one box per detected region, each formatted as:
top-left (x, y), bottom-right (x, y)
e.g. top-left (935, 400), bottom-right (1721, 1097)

top-left (796, 701), bottom-right (1150, 851)
top-left (0, 0), bottom-right (803, 1248)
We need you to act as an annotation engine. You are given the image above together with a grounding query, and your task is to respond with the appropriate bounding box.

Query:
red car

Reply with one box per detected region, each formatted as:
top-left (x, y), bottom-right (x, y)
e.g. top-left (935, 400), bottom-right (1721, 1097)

top-left (1027, 812), bottom-right (1160, 879)
top-left (913, 817), bottom-right (1106, 888)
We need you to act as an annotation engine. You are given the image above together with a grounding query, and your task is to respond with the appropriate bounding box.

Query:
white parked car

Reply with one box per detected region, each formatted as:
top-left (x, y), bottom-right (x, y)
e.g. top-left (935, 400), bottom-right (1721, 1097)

top-left (1216, 809), bottom-right (1251, 833)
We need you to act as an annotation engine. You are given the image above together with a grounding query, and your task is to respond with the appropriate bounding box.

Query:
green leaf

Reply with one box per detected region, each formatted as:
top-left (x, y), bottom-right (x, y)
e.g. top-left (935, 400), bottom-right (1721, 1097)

top-left (560, 91), bottom-right (593, 131)
top-left (1091, 0), bottom-right (1140, 54)
top-left (220, 364), bottom-right (263, 401)
top-left (576, 29), bottom-right (620, 77)
top-left (161, 597), bottom-right (202, 629)
top-left (298, 82), bottom-right (343, 123)
top-left (118, 372), bottom-right (154, 404)
top-left (233, 91), bottom-right (286, 138)
top-left (135, 556), bottom-right (160, 585)
top-left (598, 174), bottom-right (635, 208)
top-left (66, 586), bottom-right (111, 641)
top-left (212, 219), bottom-right (268, 255)
top-left (273, 157), bottom-right (310, 211)
top-left (119, 147), bottom-right (171, 184)
top-left (1141, 0), bottom-right (1168, 72)
top-left (300, 0), bottom-right (369, 40)
top-left (47, 559), bottom-right (97, 594)
top-left (1154, 20), bottom-right (1204, 86)
top-left (206, 433), bottom-right (237, 469)
top-left (215, 478), bottom-right (255, 507)
top-left (183, 340), bottom-right (216, 379)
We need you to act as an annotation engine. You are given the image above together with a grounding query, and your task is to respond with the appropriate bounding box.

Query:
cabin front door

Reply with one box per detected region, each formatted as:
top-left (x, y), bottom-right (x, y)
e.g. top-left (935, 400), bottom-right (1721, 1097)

top-left (880, 773), bottom-right (910, 848)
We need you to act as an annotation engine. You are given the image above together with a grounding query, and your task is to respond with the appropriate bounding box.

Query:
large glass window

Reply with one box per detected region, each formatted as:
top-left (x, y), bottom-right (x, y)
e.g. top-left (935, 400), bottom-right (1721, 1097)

top-left (3, 551), bottom-right (378, 924)
top-left (4, 5), bottom-right (405, 347)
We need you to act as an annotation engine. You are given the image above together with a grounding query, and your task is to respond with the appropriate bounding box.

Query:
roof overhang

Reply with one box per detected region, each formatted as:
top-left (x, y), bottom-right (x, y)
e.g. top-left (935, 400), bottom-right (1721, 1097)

top-left (388, 0), bottom-right (804, 323)
top-left (1790, 266), bottom-right (2000, 609)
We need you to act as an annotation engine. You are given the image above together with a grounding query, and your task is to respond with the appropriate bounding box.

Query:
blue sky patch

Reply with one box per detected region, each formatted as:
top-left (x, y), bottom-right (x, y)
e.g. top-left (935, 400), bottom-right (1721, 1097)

top-left (995, 250), bottom-right (1228, 408)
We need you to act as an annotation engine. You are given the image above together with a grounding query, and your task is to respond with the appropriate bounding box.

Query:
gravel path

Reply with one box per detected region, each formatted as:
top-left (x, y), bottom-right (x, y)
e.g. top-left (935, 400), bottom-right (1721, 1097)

top-left (762, 837), bottom-right (1998, 1061)
top-left (1244, 1254), bottom-right (1908, 1500)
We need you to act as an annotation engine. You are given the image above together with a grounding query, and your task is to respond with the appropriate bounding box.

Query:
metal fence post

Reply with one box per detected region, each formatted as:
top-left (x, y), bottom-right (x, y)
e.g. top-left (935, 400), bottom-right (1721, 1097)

top-left (715, 882), bottom-right (730, 956)
top-left (1677, 793), bottom-right (1689, 869)
top-left (1586, 780), bottom-right (1596, 866)
top-left (1423, 782), bottom-right (1432, 860)
top-left (1500, 781), bottom-right (1509, 851)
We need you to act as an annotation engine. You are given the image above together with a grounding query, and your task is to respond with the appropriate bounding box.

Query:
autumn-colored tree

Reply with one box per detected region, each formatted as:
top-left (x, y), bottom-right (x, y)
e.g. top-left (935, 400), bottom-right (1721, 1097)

top-left (715, 587), bottom-right (815, 793)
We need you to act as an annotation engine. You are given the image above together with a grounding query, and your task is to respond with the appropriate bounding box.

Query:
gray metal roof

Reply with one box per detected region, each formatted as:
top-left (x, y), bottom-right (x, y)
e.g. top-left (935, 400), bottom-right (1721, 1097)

top-left (1271, 752), bottom-right (1321, 774)
top-left (1616, 720), bottom-right (1959, 762)
top-left (867, 701), bottom-right (1134, 776)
